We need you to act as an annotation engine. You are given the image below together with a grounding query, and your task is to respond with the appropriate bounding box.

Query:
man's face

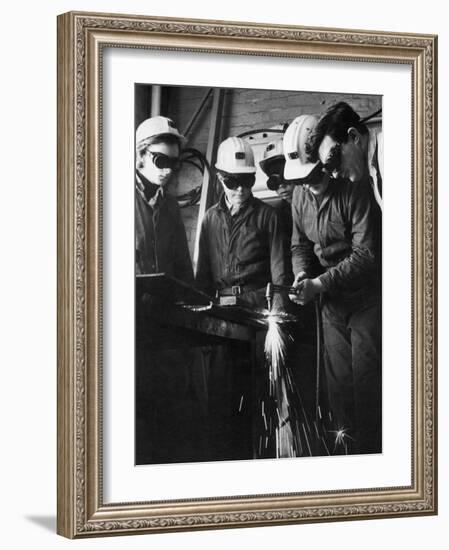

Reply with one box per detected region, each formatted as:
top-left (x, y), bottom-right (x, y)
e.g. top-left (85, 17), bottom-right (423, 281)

top-left (220, 174), bottom-right (253, 209)
top-left (264, 159), bottom-right (294, 203)
top-left (139, 142), bottom-right (180, 187)
top-left (318, 132), bottom-right (366, 183)
top-left (275, 181), bottom-right (294, 204)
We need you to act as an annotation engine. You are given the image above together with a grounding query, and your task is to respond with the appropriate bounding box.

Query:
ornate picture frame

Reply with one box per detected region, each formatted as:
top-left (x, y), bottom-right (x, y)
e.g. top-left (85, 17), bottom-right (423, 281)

top-left (57, 11), bottom-right (437, 538)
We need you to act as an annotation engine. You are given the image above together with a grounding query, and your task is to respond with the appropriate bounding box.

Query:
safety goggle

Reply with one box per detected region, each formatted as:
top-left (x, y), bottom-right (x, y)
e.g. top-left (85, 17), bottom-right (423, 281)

top-left (289, 162), bottom-right (328, 187)
top-left (219, 173), bottom-right (255, 190)
top-left (266, 174), bottom-right (288, 191)
top-left (146, 150), bottom-right (181, 171)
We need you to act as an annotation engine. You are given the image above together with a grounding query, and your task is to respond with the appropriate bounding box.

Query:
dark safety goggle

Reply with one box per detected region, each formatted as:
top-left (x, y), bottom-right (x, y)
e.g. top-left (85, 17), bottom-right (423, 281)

top-left (147, 150), bottom-right (181, 171)
top-left (219, 173), bottom-right (255, 190)
top-left (289, 162), bottom-right (328, 187)
top-left (266, 174), bottom-right (288, 191)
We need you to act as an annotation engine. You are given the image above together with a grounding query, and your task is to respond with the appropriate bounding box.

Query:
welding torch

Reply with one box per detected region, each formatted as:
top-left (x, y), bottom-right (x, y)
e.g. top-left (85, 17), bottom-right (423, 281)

top-left (265, 282), bottom-right (302, 312)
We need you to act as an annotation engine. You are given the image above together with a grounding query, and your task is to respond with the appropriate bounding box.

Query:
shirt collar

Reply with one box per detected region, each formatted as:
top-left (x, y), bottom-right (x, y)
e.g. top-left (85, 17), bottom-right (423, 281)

top-left (136, 170), bottom-right (165, 203)
top-left (221, 193), bottom-right (253, 217)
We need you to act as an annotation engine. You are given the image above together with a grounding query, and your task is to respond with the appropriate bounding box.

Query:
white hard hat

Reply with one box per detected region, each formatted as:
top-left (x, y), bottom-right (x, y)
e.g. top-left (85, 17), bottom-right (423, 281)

top-left (283, 114), bottom-right (319, 180)
top-left (259, 139), bottom-right (284, 174)
top-left (136, 116), bottom-right (185, 146)
top-left (215, 137), bottom-right (256, 174)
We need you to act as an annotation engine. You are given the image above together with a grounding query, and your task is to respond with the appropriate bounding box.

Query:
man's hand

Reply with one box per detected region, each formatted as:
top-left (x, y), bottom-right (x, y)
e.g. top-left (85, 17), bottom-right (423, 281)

top-left (292, 271), bottom-right (308, 287)
top-left (289, 271), bottom-right (307, 304)
top-left (289, 274), bottom-right (324, 305)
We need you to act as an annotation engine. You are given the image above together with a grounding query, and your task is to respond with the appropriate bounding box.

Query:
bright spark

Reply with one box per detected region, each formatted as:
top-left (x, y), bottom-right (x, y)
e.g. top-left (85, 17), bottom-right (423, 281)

top-left (330, 427), bottom-right (355, 453)
top-left (258, 314), bottom-right (315, 459)
top-left (264, 315), bottom-right (291, 382)
top-left (238, 394), bottom-right (244, 412)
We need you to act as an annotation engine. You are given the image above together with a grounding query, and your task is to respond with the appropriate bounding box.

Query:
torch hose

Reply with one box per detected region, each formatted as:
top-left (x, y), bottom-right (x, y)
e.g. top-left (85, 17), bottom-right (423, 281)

top-left (314, 298), bottom-right (322, 426)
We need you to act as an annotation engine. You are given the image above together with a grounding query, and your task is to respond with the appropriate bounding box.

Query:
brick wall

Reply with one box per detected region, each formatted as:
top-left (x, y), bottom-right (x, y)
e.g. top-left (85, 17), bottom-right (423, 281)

top-left (223, 89), bottom-right (381, 138)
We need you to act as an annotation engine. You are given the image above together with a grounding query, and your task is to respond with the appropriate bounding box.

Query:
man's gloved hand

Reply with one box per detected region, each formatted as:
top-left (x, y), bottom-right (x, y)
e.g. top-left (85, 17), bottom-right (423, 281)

top-left (289, 272), bottom-right (324, 306)
top-left (289, 271), bottom-right (308, 304)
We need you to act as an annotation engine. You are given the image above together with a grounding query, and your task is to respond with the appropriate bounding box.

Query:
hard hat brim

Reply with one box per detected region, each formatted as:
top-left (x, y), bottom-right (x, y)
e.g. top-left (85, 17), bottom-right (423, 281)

top-left (284, 158), bottom-right (318, 180)
top-left (135, 116), bottom-right (186, 147)
top-left (259, 155), bottom-right (284, 175)
top-left (136, 132), bottom-right (186, 148)
top-left (215, 162), bottom-right (256, 174)
top-left (160, 131), bottom-right (187, 147)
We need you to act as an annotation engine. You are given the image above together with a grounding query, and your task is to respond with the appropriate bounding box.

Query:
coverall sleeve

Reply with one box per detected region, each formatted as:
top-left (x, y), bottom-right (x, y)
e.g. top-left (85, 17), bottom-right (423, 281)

top-left (267, 208), bottom-right (289, 287)
top-left (318, 182), bottom-right (381, 294)
top-left (291, 192), bottom-right (318, 277)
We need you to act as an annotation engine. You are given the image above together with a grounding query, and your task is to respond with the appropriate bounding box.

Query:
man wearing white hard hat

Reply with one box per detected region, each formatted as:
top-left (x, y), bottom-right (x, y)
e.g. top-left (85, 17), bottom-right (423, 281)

top-left (135, 115), bottom-right (192, 280)
top-left (300, 102), bottom-right (382, 208)
top-left (135, 116), bottom-right (200, 465)
top-left (196, 136), bottom-right (288, 308)
top-left (259, 137), bottom-right (318, 426)
top-left (284, 114), bottom-right (382, 455)
top-left (196, 136), bottom-right (289, 459)
top-left (259, 138), bottom-right (295, 280)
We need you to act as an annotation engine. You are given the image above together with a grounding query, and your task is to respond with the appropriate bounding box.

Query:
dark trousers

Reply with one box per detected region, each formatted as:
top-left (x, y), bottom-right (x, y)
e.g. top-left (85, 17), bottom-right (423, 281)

top-left (206, 342), bottom-right (253, 461)
top-left (135, 347), bottom-right (208, 464)
top-left (321, 293), bottom-right (382, 454)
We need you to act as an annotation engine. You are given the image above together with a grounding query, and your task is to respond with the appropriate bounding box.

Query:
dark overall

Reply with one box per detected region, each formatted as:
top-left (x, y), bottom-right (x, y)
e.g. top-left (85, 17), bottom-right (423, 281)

top-left (135, 174), bottom-right (206, 464)
top-left (196, 195), bottom-right (289, 459)
top-left (291, 176), bottom-right (382, 454)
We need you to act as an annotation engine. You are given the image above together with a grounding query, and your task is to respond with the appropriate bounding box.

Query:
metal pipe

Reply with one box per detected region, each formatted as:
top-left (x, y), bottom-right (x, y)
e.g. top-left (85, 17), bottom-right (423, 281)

top-left (193, 88), bottom-right (225, 272)
top-left (314, 298), bottom-right (322, 428)
top-left (267, 283), bottom-right (301, 294)
top-left (265, 282), bottom-right (273, 312)
top-left (151, 85), bottom-right (162, 116)
top-left (183, 88), bottom-right (213, 140)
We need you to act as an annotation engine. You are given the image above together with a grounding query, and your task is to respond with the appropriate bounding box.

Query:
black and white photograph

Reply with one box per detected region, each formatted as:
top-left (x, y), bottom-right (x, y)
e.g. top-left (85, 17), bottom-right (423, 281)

top-left (53, 7), bottom-right (437, 540)
top-left (134, 84), bottom-right (383, 466)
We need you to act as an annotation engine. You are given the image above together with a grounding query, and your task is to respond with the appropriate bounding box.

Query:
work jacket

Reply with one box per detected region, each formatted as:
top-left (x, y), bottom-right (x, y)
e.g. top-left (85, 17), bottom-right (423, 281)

top-left (274, 199), bottom-right (294, 284)
top-left (367, 129), bottom-right (383, 209)
top-left (196, 194), bottom-right (289, 304)
top-left (135, 173), bottom-right (193, 283)
top-left (291, 175), bottom-right (381, 300)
